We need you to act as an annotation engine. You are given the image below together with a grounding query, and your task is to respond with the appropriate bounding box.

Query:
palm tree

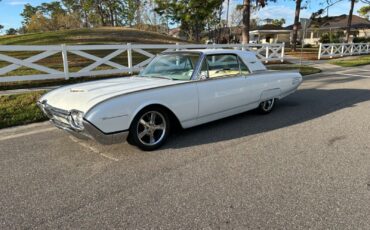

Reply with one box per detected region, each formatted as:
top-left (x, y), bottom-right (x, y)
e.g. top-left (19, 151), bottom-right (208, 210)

top-left (242, 0), bottom-right (251, 44)
top-left (241, 0), bottom-right (267, 44)
top-left (345, 0), bottom-right (355, 42)
top-left (292, 0), bottom-right (301, 51)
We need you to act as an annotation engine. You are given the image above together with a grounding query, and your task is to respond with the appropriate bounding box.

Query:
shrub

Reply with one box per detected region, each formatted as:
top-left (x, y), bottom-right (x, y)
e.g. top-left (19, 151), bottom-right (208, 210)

top-left (353, 37), bottom-right (370, 43)
top-left (320, 32), bottom-right (342, 43)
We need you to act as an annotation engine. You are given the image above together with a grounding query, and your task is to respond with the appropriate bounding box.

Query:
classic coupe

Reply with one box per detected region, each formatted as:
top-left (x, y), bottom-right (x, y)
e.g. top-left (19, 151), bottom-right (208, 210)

top-left (38, 49), bottom-right (302, 150)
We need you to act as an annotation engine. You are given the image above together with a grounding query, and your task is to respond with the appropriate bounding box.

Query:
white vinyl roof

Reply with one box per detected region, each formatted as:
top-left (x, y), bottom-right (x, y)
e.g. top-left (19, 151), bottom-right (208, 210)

top-left (177, 49), bottom-right (267, 72)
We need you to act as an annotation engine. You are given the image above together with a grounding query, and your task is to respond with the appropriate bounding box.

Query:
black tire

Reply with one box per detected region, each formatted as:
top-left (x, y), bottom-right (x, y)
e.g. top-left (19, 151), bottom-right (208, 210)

top-left (258, 98), bottom-right (276, 114)
top-left (129, 107), bottom-right (170, 151)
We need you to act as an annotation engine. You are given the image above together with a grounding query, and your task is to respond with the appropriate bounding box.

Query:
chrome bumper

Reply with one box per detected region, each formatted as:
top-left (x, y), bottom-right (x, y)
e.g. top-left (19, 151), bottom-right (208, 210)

top-left (37, 101), bottom-right (128, 145)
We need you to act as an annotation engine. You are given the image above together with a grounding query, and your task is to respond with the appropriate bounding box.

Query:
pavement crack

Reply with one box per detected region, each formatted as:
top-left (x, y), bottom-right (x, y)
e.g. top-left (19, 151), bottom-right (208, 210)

top-left (327, 135), bottom-right (347, 146)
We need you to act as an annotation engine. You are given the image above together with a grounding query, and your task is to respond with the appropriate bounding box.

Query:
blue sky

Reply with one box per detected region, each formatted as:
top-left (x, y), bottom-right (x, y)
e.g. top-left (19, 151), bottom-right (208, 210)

top-left (0, 0), bottom-right (368, 32)
top-left (0, 0), bottom-right (53, 31)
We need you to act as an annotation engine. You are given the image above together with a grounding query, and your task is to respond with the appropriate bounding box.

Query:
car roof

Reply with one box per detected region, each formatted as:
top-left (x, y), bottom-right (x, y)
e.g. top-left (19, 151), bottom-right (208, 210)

top-left (164, 49), bottom-right (257, 57)
top-left (162, 49), bottom-right (266, 72)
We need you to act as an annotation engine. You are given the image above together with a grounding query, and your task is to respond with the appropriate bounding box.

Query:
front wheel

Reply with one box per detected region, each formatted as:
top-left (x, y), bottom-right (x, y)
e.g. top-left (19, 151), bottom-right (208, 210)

top-left (258, 98), bottom-right (276, 114)
top-left (129, 108), bottom-right (170, 151)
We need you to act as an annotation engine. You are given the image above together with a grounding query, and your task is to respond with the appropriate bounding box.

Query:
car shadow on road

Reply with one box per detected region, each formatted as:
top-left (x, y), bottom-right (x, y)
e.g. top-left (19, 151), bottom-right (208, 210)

top-left (164, 88), bottom-right (370, 150)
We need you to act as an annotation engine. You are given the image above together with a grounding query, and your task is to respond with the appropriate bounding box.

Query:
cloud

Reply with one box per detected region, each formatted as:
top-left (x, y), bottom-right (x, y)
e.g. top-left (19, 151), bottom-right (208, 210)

top-left (255, 5), bottom-right (308, 26)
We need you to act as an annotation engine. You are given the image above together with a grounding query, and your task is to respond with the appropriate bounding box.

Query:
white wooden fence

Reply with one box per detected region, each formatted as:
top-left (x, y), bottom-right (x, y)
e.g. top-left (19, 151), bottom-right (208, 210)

top-left (318, 43), bottom-right (370, 60)
top-left (0, 43), bottom-right (285, 83)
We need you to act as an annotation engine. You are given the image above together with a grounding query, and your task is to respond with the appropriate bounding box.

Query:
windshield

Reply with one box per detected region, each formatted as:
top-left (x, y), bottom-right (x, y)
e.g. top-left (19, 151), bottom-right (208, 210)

top-left (139, 53), bottom-right (201, 80)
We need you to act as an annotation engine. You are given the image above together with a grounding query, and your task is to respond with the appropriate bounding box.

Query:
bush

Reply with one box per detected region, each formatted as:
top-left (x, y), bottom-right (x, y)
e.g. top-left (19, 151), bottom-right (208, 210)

top-left (353, 37), bottom-right (370, 43)
top-left (319, 32), bottom-right (342, 43)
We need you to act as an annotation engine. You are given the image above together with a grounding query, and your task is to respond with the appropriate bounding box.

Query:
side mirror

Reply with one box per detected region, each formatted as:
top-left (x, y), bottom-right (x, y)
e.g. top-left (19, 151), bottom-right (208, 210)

top-left (199, 72), bottom-right (208, 80)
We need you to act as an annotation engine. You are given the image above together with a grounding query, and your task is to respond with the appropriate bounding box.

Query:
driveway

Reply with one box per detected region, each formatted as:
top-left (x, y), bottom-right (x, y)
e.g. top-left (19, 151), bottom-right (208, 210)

top-left (1, 65), bottom-right (370, 229)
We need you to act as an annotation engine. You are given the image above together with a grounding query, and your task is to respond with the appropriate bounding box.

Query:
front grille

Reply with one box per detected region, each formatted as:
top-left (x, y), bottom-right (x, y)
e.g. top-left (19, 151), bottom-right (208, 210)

top-left (41, 103), bottom-right (71, 126)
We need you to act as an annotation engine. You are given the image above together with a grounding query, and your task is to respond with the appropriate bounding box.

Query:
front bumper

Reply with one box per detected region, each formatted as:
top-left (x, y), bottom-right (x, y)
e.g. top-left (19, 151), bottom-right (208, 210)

top-left (37, 101), bottom-right (128, 145)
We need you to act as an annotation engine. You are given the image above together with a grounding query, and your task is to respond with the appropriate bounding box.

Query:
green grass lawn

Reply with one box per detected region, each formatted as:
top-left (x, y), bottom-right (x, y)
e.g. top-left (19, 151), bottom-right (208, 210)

top-left (0, 27), bottom-right (184, 45)
top-left (329, 55), bottom-right (370, 67)
top-left (0, 74), bottom-right (133, 91)
top-left (0, 91), bottom-right (47, 129)
top-left (267, 64), bottom-right (321, 76)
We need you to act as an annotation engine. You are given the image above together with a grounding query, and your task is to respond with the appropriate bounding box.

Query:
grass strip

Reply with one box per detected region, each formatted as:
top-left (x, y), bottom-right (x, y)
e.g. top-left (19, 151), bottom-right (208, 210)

top-left (0, 91), bottom-right (47, 129)
top-left (329, 55), bottom-right (370, 67)
top-left (267, 64), bottom-right (321, 76)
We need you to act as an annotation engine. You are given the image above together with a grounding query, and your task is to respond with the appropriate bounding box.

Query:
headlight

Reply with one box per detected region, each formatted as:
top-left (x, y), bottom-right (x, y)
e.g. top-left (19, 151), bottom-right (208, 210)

top-left (69, 110), bottom-right (84, 131)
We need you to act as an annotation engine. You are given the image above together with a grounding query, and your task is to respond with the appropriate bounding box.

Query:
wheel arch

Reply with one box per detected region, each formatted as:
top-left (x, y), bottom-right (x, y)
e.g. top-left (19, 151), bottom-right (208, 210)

top-left (130, 103), bottom-right (183, 130)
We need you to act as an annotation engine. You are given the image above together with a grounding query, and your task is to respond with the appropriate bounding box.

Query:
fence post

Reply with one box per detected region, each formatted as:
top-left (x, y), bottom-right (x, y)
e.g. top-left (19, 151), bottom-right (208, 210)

top-left (212, 43), bottom-right (216, 50)
top-left (350, 43), bottom-right (354, 55)
top-left (318, 43), bottom-right (322, 60)
top-left (176, 42), bottom-right (180, 51)
top-left (127, 43), bottom-right (133, 74)
top-left (281, 42), bottom-right (285, 63)
top-left (367, 43), bottom-right (369, 54)
top-left (61, 44), bottom-right (69, 80)
top-left (265, 45), bottom-right (269, 63)
top-left (341, 43), bottom-right (344, 57)
top-left (329, 44), bottom-right (334, 59)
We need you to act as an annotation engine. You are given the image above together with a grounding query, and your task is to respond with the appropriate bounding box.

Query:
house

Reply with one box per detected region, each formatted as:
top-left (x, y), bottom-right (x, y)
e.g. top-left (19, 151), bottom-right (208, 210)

top-left (204, 15), bottom-right (369, 45)
top-left (204, 25), bottom-right (290, 44)
top-left (286, 14), bottom-right (370, 45)
top-left (249, 24), bottom-right (291, 44)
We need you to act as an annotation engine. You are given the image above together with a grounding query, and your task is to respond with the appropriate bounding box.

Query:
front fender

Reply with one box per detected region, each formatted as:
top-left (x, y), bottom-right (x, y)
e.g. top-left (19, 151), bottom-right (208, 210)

top-left (84, 83), bottom-right (198, 134)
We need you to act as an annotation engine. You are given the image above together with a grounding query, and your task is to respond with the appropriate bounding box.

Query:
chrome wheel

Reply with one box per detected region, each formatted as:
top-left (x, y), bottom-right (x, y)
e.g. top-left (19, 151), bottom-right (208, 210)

top-left (136, 111), bottom-right (166, 146)
top-left (260, 98), bottom-right (275, 112)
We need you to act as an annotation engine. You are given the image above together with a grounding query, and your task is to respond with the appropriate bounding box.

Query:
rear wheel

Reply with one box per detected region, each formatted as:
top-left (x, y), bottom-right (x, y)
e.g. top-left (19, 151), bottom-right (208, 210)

top-left (258, 98), bottom-right (276, 114)
top-left (129, 108), bottom-right (170, 151)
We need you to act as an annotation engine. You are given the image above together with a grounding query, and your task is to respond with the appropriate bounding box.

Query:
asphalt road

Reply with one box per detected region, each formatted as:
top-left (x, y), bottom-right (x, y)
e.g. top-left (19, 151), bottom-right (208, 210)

top-left (1, 65), bottom-right (370, 229)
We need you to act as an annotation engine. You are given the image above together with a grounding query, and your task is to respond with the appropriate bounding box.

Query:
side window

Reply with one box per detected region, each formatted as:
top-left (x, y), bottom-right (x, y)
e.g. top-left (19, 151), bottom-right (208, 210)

top-left (239, 57), bottom-right (250, 75)
top-left (206, 54), bottom-right (240, 78)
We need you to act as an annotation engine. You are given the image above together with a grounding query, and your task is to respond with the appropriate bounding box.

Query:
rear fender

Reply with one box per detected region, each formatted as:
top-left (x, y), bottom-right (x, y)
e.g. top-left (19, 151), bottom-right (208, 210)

top-left (260, 88), bottom-right (281, 101)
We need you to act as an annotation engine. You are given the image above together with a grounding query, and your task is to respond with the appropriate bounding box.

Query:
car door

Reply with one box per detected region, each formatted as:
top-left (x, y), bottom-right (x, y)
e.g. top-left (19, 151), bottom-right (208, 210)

top-left (238, 56), bottom-right (266, 104)
top-left (196, 54), bottom-right (251, 118)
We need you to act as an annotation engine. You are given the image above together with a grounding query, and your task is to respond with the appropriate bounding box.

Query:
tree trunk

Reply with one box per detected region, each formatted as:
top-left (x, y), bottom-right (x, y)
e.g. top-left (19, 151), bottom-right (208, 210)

top-left (242, 0), bottom-right (250, 44)
top-left (292, 0), bottom-right (301, 51)
top-left (195, 16), bottom-right (200, 43)
top-left (109, 7), bottom-right (114, 26)
top-left (82, 10), bottom-right (89, 28)
top-left (135, 0), bottom-right (141, 25)
top-left (345, 0), bottom-right (355, 43)
top-left (96, 3), bottom-right (106, 26)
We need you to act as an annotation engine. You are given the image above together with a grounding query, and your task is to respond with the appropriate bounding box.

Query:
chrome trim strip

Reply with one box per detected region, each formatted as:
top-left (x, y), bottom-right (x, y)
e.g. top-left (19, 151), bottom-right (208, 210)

top-left (102, 114), bottom-right (128, 120)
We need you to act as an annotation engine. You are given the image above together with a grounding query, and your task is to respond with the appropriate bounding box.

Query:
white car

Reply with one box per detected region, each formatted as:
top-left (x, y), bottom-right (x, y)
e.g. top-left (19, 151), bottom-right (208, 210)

top-left (38, 49), bottom-right (302, 150)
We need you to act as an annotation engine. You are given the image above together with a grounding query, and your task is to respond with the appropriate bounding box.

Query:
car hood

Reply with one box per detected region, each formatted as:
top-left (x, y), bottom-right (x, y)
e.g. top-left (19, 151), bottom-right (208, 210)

top-left (40, 76), bottom-right (185, 112)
